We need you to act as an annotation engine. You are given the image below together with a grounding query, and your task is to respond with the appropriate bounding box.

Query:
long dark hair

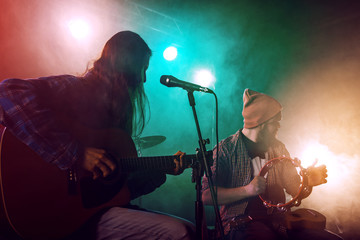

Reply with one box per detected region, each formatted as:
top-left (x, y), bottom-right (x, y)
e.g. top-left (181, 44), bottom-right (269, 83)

top-left (88, 31), bottom-right (151, 136)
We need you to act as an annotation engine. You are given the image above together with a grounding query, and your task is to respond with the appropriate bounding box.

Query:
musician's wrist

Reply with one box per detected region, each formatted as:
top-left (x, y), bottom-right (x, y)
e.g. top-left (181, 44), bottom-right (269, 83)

top-left (243, 185), bottom-right (256, 198)
top-left (299, 172), bottom-right (313, 199)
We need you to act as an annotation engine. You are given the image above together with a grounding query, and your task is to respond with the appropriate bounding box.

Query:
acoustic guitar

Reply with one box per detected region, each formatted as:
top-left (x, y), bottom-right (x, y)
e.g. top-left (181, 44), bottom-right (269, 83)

top-left (0, 126), bottom-right (205, 239)
top-left (284, 208), bottom-right (326, 230)
top-left (230, 207), bottom-right (326, 232)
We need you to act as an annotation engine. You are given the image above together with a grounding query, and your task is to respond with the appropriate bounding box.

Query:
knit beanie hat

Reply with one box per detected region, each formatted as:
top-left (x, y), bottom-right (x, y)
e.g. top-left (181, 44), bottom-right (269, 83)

top-left (242, 89), bottom-right (282, 128)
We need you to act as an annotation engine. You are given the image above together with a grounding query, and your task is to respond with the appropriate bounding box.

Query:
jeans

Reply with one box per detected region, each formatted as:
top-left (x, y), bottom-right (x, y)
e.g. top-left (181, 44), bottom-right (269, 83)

top-left (68, 206), bottom-right (196, 240)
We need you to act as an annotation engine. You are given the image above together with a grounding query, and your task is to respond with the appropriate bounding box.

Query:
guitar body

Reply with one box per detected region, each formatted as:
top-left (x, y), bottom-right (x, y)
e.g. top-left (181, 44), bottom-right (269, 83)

top-left (230, 207), bottom-right (326, 232)
top-left (284, 208), bottom-right (326, 230)
top-left (0, 126), bottom-right (132, 240)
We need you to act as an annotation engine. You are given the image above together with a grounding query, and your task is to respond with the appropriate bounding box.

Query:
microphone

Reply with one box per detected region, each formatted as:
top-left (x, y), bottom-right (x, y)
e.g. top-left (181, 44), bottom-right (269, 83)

top-left (160, 75), bottom-right (214, 93)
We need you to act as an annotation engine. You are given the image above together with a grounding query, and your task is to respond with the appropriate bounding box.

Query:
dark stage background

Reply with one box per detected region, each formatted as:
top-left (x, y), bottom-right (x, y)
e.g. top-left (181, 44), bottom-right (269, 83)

top-left (1, 0), bottom-right (360, 239)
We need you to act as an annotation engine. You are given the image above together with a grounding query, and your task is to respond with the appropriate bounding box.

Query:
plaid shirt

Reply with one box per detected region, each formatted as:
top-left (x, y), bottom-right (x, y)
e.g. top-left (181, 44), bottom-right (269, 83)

top-left (0, 74), bottom-right (167, 199)
top-left (0, 73), bottom-right (127, 169)
top-left (0, 75), bottom-right (85, 169)
top-left (202, 129), bottom-right (291, 234)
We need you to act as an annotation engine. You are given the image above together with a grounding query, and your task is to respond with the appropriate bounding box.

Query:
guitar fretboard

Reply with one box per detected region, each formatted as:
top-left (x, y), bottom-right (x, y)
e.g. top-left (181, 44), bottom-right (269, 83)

top-left (119, 154), bottom-right (196, 171)
top-left (120, 155), bottom-right (176, 171)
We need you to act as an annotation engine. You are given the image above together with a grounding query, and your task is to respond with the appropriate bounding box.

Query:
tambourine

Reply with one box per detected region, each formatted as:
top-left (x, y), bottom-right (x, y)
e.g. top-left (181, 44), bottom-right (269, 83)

top-left (258, 156), bottom-right (313, 210)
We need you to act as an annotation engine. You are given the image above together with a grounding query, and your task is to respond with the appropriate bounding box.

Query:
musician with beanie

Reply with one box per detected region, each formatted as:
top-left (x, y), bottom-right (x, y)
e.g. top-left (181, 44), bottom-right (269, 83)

top-left (202, 89), bottom-right (342, 240)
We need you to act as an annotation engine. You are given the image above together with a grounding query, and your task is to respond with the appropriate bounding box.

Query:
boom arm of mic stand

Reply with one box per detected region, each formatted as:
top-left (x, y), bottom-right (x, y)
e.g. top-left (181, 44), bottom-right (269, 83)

top-left (187, 91), bottom-right (225, 239)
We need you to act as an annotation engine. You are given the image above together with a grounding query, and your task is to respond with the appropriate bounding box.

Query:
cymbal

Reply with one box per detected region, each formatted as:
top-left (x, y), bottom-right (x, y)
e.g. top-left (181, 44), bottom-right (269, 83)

top-left (135, 135), bottom-right (166, 149)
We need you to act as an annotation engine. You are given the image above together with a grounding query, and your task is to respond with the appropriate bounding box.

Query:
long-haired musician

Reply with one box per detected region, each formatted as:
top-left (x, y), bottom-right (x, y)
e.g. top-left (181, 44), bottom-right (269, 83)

top-left (0, 31), bottom-right (195, 240)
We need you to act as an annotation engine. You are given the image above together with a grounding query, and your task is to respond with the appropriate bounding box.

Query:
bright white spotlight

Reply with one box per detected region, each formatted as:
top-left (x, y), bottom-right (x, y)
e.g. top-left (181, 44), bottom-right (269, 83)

top-left (163, 46), bottom-right (178, 61)
top-left (68, 19), bottom-right (90, 40)
top-left (299, 140), bottom-right (332, 168)
top-left (194, 69), bottom-right (215, 88)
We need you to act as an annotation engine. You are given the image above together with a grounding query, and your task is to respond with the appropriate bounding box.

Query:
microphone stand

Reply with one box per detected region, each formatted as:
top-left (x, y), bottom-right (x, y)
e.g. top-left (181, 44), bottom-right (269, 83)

top-left (187, 91), bottom-right (224, 240)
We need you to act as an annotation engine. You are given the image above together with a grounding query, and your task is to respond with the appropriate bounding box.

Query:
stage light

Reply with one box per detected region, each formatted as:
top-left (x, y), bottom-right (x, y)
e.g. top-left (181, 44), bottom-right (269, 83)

top-left (163, 46), bottom-right (178, 61)
top-left (194, 69), bottom-right (215, 88)
top-left (68, 19), bottom-right (90, 40)
top-left (298, 140), bottom-right (341, 182)
top-left (299, 140), bottom-right (333, 168)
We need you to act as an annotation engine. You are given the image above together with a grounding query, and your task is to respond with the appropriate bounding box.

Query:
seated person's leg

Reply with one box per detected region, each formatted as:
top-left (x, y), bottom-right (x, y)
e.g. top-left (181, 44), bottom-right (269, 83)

top-left (95, 207), bottom-right (196, 240)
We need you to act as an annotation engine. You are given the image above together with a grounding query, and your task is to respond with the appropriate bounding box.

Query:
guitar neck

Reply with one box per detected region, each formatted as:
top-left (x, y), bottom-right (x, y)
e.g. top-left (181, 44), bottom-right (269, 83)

top-left (118, 154), bottom-right (197, 172)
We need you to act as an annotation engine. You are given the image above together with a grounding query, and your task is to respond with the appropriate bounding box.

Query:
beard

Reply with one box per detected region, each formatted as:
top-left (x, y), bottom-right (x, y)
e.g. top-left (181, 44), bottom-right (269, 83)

top-left (258, 127), bottom-right (278, 151)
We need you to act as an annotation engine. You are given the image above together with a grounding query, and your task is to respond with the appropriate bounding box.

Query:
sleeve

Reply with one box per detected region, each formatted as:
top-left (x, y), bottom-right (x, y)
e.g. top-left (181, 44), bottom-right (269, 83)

top-left (202, 142), bottom-right (230, 192)
top-left (276, 142), bottom-right (301, 197)
top-left (0, 77), bottom-right (81, 170)
top-left (281, 161), bottom-right (301, 197)
top-left (126, 171), bottom-right (166, 200)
